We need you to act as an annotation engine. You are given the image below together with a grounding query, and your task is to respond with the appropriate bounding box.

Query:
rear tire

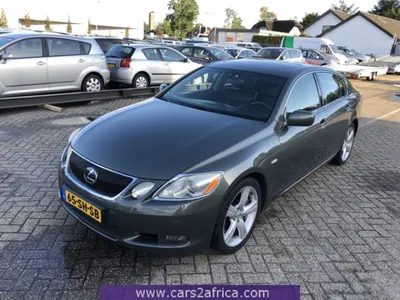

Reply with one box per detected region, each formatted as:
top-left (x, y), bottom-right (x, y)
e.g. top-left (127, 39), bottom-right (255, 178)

top-left (211, 178), bottom-right (261, 254)
top-left (132, 73), bottom-right (149, 88)
top-left (82, 74), bottom-right (103, 92)
top-left (331, 123), bottom-right (356, 165)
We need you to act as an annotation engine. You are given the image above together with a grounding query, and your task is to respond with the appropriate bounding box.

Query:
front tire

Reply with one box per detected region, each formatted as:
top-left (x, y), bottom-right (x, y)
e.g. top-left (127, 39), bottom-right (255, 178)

top-left (212, 178), bottom-right (261, 254)
top-left (82, 74), bottom-right (103, 92)
top-left (331, 123), bottom-right (356, 165)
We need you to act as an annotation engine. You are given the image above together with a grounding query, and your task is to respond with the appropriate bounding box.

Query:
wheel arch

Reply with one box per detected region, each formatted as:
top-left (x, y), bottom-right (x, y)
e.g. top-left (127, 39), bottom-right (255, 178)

top-left (133, 71), bottom-right (151, 85)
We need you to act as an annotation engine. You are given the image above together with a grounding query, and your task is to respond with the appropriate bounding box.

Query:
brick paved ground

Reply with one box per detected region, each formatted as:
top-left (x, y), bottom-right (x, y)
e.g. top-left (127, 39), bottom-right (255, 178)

top-left (0, 77), bottom-right (400, 300)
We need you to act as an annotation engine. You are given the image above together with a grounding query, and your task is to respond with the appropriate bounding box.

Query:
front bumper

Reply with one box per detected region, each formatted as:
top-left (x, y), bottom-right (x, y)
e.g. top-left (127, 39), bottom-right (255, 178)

top-left (57, 148), bottom-right (221, 256)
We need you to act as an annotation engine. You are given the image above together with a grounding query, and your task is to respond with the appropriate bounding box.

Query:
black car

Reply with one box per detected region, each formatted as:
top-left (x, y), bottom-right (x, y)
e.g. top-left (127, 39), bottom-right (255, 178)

top-left (58, 60), bottom-right (361, 256)
top-left (175, 45), bottom-right (233, 65)
top-left (93, 37), bottom-right (124, 54)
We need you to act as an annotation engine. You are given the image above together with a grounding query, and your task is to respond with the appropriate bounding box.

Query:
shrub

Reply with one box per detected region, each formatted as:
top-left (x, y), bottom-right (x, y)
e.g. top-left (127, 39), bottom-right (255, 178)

top-left (251, 35), bottom-right (284, 47)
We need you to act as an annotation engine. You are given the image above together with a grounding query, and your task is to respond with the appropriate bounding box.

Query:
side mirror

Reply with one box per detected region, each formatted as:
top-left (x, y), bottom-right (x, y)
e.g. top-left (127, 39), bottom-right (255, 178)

top-left (279, 56), bottom-right (284, 60)
top-left (159, 83), bottom-right (169, 92)
top-left (286, 110), bottom-right (315, 127)
top-left (0, 53), bottom-right (12, 61)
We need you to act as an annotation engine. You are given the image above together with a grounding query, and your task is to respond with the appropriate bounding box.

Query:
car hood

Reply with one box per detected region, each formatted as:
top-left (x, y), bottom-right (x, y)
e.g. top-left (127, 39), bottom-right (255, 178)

top-left (72, 99), bottom-right (265, 180)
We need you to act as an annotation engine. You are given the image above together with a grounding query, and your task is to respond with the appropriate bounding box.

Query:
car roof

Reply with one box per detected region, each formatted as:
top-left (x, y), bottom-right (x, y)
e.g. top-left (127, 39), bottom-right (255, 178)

top-left (116, 43), bottom-right (179, 50)
top-left (206, 60), bottom-right (328, 78)
top-left (0, 32), bottom-right (96, 43)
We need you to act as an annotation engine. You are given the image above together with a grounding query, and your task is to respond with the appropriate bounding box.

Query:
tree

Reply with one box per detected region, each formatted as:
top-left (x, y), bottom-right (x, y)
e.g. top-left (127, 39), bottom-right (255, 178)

top-left (44, 16), bottom-right (51, 31)
top-left (125, 27), bottom-right (129, 38)
top-left (332, 0), bottom-right (358, 13)
top-left (155, 26), bottom-right (163, 36)
top-left (158, 20), bottom-right (172, 36)
top-left (0, 8), bottom-right (7, 28)
top-left (87, 18), bottom-right (92, 34)
top-left (24, 12), bottom-right (31, 28)
top-left (259, 6), bottom-right (277, 20)
top-left (67, 15), bottom-right (72, 33)
top-left (224, 8), bottom-right (245, 29)
top-left (166, 0), bottom-right (199, 38)
top-left (194, 23), bottom-right (204, 29)
top-left (301, 12), bottom-right (319, 28)
top-left (369, 0), bottom-right (400, 19)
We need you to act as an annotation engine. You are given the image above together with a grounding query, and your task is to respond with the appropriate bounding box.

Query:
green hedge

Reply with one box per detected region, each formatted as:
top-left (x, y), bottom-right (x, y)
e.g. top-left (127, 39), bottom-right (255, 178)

top-left (251, 35), bottom-right (284, 47)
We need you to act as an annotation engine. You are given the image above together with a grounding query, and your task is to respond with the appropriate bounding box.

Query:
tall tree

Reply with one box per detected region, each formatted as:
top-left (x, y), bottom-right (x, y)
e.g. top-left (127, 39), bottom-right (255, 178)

top-left (166, 0), bottom-right (199, 38)
top-left (125, 27), bottom-right (130, 38)
top-left (259, 6), bottom-right (277, 20)
top-left (232, 16), bottom-right (245, 29)
top-left (87, 18), bottom-right (92, 34)
top-left (224, 8), bottom-right (246, 29)
top-left (0, 8), bottom-right (7, 28)
top-left (332, 0), bottom-right (358, 13)
top-left (301, 12), bottom-right (319, 28)
top-left (370, 0), bottom-right (400, 19)
top-left (67, 15), bottom-right (72, 33)
top-left (24, 12), bottom-right (31, 27)
top-left (44, 16), bottom-right (51, 31)
top-left (155, 26), bottom-right (163, 36)
top-left (158, 20), bottom-right (172, 36)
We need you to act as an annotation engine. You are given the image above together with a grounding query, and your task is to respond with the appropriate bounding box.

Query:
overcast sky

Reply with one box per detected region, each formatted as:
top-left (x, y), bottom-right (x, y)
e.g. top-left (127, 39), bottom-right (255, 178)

top-left (4, 0), bottom-right (378, 28)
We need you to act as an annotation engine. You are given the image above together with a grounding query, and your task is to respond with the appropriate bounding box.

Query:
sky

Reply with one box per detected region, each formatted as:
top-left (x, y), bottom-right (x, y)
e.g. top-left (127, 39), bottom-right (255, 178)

top-left (3, 0), bottom-right (378, 29)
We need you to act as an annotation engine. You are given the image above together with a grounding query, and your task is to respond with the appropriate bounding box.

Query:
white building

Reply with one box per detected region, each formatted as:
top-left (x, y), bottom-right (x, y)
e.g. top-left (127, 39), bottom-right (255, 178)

top-left (304, 9), bottom-right (350, 37)
top-left (1, 2), bottom-right (144, 39)
top-left (318, 11), bottom-right (399, 57)
top-left (209, 21), bottom-right (301, 44)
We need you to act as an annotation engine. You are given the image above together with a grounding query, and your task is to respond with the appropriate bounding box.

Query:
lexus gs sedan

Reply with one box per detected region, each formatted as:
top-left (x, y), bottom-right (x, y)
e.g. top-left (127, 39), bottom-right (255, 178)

top-left (58, 60), bottom-right (361, 256)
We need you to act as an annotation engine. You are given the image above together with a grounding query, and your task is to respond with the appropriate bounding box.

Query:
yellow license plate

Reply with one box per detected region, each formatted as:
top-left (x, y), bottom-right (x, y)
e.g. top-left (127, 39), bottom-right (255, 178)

top-left (65, 190), bottom-right (102, 223)
top-left (107, 63), bottom-right (115, 69)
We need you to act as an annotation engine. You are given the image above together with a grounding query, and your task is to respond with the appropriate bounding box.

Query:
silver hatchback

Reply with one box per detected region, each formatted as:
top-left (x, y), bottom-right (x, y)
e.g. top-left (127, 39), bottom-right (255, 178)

top-left (0, 32), bottom-right (110, 97)
top-left (106, 44), bottom-right (202, 88)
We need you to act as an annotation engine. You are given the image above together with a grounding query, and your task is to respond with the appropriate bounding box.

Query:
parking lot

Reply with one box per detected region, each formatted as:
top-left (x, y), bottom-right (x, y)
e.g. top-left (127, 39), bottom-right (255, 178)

top-left (0, 76), bottom-right (400, 300)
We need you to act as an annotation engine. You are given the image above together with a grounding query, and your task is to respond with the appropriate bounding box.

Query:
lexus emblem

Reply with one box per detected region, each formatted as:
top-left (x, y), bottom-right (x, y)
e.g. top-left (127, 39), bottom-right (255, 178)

top-left (84, 167), bottom-right (98, 185)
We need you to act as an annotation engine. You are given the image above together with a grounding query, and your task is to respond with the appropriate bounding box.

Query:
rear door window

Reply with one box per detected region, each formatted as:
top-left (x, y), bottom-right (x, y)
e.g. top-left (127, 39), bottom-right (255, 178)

top-left (106, 45), bottom-right (135, 58)
top-left (142, 48), bottom-right (162, 60)
top-left (47, 38), bottom-right (82, 56)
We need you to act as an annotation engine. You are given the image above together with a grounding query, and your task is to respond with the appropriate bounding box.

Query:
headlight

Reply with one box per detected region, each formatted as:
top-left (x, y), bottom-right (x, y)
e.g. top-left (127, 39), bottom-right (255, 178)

top-left (68, 128), bottom-right (81, 144)
top-left (154, 172), bottom-right (223, 200)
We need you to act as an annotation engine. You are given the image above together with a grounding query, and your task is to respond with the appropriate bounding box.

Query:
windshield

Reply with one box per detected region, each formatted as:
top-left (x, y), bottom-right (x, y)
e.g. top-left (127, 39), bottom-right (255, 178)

top-left (226, 49), bottom-right (240, 57)
top-left (106, 45), bottom-right (135, 58)
top-left (254, 48), bottom-right (283, 59)
top-left (351, 48), bottom-right (361, 55)
top-left (0, 37), bottom-right (14, 49)
top-left (208, 48), bottom-right (233, 59)
top-left (329, 44), bottom-right (340, 54)
top-left (159, 67), bottom-right (287, 121)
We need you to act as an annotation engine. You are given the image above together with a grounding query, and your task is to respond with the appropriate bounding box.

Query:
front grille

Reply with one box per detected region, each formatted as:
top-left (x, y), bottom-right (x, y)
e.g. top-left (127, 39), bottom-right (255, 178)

top-left (68, 151), bottom-right (133, 197)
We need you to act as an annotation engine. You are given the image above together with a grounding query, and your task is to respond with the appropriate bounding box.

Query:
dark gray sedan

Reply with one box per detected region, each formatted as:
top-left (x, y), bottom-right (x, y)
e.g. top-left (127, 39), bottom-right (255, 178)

top-left (58, 60), bottom-right (361, 256)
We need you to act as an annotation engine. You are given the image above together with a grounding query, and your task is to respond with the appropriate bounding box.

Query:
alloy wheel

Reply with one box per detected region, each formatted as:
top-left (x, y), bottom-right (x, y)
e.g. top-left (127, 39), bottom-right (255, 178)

top-left (341, 126), bottom-right (355, 162)
top-left (223, 186), bottom-right (258, 247)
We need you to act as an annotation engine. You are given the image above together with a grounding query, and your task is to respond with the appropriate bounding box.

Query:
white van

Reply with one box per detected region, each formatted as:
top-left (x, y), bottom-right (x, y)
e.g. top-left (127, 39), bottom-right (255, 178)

top-left (280, 37), bottom-right (349, 64)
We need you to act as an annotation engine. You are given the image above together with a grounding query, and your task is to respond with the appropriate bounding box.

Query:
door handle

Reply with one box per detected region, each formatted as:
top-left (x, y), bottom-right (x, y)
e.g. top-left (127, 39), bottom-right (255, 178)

top-left (320, 118), bottom-right (328, 128)
top-left (78, 59), bottom-right (86, 63)
top-left (36, 61), bottom-right (46, 66)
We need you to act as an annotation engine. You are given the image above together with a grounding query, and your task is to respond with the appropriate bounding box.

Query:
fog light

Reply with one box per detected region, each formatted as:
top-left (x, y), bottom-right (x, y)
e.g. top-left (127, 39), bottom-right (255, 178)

top-left (131, 182), bottom-right (154, 199)
top-left (166, 236), bottom-right (188, 242)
